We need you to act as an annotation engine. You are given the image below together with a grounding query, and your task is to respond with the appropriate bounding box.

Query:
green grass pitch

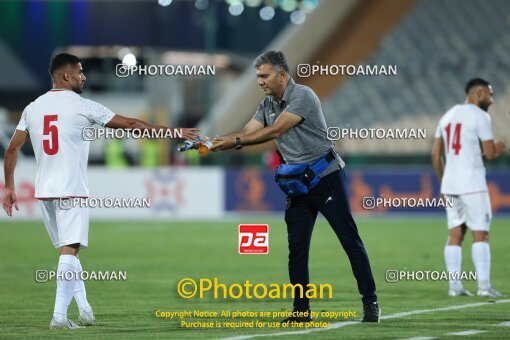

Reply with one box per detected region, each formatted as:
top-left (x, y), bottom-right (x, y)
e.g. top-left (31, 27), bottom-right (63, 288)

top-left (0, 217), bottom-right (509, 339)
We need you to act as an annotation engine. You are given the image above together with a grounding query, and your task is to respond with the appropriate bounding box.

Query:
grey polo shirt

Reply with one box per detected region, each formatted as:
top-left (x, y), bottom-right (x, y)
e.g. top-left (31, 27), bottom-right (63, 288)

top-left (252, 78), bottom-right (344, 176)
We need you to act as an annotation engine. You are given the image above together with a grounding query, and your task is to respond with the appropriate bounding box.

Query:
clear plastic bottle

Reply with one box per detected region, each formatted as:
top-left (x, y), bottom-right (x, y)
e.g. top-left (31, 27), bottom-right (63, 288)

top-left (176, 140), bottom-right (198, 152)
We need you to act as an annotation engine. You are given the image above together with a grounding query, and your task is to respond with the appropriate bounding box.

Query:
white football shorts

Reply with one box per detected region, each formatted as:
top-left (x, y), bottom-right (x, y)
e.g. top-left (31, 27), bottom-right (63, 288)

top-left (444, 192), bottom-right (492, 231)
top-left (39, 199), bottom-right (89, 248)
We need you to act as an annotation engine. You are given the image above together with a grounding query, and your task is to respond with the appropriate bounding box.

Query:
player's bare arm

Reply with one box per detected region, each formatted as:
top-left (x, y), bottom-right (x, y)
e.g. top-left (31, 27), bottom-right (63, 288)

top-left (105, 114), bottom-right (200, 141)
top-left (2, 130), bottom-right (28, 217)
top-left (495, 141), bottom-right (507, 157)
top-left (481, 140), bottom-right (506, 160)
top-left (211, 111), bottom-right (302, 151)
top-left (431, 137), bottom-right (445, 182)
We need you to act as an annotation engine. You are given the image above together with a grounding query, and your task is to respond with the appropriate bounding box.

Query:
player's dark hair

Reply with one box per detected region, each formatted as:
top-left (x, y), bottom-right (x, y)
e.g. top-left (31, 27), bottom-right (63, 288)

top-left (49, 53), bottom-right (81, 79)
top-left (253, 50), bottom-right (290, 74)
top-left (465, 78), bottom-right (490, 94)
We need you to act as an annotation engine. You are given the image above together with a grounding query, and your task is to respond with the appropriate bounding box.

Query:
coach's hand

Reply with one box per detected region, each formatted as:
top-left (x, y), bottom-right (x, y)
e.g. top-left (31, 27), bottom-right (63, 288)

top-left (210, 136), bottom-right (235, 151)
top-left (2, 187), bottom-right (19, 217)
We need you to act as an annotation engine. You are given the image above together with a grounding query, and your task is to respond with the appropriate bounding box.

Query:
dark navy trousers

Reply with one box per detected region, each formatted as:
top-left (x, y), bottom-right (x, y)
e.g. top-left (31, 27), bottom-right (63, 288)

top-left (284, 168), bottom-right (377, 309)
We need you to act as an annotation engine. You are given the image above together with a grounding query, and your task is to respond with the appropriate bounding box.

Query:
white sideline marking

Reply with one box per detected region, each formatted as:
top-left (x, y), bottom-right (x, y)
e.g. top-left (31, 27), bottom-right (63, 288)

top-left (221, 299), bottom-right (510, 340)
top-left (497, 321), bottom-right (510, 327)
top-left (447, 330), bottom-right (485, 336)
top-left (400, 337), bottom-right (438, 340)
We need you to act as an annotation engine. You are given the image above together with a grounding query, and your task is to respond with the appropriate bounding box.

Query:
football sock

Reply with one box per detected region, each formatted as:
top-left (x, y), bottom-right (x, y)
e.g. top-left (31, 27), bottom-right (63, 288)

top-left (53, 255), bottom-right (78, 323)
top-left (74, 258), bottom-right (92, 315)
top-left (472, 242), bottom-right (491, 291)
top-left (444, 245), bottom-right (462, 290)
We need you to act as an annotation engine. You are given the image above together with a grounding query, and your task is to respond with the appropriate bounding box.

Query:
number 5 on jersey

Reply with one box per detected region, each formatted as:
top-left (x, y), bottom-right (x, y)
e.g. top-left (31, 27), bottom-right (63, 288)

top-left (43, 114), bottom-right (59, 155)
top-left (445, 123), bottom-right (462, 155)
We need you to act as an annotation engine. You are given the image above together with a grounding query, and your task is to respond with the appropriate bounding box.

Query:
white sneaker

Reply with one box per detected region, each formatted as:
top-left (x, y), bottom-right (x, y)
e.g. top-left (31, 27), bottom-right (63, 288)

top-left (477, 288), bottom-right (506, 298)
top-left (448, 287), bottom-right (474, 297)
top-left (78, 311), bottom-right (95, 326)
top-left (49, 318), bottom-right (83, 329)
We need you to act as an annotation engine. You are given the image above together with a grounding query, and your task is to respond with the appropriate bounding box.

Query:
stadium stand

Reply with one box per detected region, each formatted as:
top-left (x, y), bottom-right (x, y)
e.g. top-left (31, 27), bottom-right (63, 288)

top-left (322, 0), bottom-right (510, 154)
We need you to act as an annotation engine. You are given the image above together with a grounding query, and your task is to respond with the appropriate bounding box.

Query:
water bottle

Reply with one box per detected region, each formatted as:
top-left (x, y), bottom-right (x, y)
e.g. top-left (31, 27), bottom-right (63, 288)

top-left (198, 136), bottom-right (213, 156)
top-left (176, 140), bottom-right (197, 152)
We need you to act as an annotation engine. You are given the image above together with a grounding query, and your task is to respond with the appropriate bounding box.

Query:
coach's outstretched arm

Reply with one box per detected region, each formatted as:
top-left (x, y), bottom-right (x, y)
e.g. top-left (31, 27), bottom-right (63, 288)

top-left (2, 130), bottom-right (28, 217)
top-left (213, 119), bottom-right (264, 141)
top-left (210, 111), bottom-right (302, 151)
top-left (105, 115), bottom-right (200, 141)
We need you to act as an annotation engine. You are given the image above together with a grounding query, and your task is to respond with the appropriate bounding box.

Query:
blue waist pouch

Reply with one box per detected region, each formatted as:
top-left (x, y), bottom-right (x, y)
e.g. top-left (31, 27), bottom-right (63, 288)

top-left (274, 150), bottom-right (336, 196)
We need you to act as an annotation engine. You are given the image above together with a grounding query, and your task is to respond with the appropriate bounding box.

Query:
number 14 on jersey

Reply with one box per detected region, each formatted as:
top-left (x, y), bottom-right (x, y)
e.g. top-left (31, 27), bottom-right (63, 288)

top-left (445, 123), bottom-right (462, 155)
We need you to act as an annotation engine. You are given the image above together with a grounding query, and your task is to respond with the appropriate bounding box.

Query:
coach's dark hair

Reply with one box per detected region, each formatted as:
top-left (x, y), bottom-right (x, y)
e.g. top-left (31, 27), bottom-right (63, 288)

top-left (253, 50), bottom-right (289, 74)
top-left (465, 78), bottom-right (490, 94)
top-left (49, 53), bottom-right (81, 79)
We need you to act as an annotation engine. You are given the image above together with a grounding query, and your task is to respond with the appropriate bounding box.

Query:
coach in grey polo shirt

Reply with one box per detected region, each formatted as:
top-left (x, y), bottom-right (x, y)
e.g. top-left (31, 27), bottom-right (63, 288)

top-left (252, 77), bottom-right (344, 176)
top-left (211, 51), bottom-right (380, 323)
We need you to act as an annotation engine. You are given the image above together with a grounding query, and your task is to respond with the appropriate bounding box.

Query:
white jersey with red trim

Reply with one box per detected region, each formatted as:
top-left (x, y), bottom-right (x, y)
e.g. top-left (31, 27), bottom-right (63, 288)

top-left (16, 90), bottom-right (115, 198)
top-left (434, 103), bottom-right (494, 195)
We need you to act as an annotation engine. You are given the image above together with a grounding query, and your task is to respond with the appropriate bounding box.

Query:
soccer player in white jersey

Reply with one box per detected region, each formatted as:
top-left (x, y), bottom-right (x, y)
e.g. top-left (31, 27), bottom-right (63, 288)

top-left (432, 78), bottom-right (506, 298)
top-left (2, 53), bottom-right (198, 329)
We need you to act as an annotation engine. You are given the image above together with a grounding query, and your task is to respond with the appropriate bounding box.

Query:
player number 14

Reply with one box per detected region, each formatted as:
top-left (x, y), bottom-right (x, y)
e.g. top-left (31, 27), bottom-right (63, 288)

top-left (445, 123), bottom-right (462, 155)
top-left (43, 114), bottom-right (59, 155)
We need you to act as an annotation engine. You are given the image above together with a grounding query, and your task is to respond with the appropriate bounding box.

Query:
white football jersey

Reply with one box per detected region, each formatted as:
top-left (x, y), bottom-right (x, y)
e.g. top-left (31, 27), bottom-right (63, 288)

top-left (434, 103), bottom-right (493, 195)
top-left (16, 90), bottom-right (115, 198)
